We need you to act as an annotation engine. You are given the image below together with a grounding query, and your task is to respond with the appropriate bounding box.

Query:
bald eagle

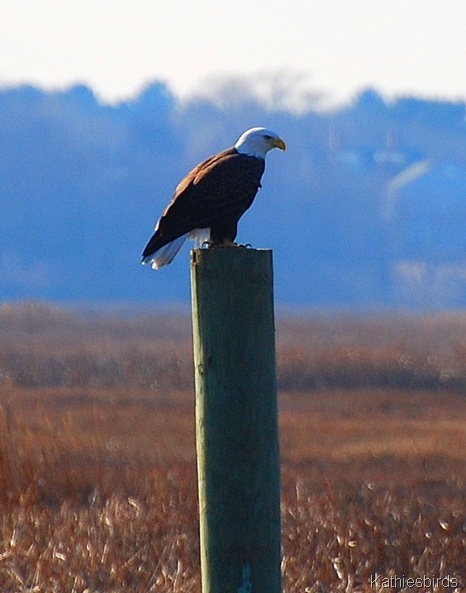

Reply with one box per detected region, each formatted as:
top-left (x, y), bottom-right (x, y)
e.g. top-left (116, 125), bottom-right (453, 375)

top-left (141, 127), bottom-right (286, 269)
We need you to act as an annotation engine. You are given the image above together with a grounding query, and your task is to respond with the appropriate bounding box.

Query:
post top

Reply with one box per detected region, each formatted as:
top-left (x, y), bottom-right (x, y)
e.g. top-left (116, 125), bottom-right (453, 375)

top-left (191, 247), bottom-right (272, 263)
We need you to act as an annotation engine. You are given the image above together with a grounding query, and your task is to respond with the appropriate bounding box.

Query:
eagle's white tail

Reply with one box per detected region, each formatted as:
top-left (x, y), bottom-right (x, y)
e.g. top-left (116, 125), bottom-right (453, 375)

top-left (141, 234), bottom-right (188, 269)
top-left (189, 228), bottom-right (210, 248)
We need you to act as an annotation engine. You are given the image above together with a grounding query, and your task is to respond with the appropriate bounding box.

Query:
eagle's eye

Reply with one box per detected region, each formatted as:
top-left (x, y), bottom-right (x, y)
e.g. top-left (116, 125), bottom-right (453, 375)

top-left (263, 134), bottom-right (272, 140)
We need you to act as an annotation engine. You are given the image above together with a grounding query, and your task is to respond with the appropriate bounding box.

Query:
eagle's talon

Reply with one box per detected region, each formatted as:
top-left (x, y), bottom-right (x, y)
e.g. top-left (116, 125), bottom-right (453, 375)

top-left (207, 241), bottom-right (237, 248)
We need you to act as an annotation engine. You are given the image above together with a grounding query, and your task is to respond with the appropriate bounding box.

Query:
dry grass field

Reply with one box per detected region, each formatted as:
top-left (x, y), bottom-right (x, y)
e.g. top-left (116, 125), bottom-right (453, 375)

top-left (0, 302), bottom-right (465, 592)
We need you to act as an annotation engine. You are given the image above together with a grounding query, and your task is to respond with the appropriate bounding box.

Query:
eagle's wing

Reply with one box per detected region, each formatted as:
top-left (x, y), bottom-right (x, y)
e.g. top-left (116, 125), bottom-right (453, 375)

top-left (142, 148), bottom-right (265, 258)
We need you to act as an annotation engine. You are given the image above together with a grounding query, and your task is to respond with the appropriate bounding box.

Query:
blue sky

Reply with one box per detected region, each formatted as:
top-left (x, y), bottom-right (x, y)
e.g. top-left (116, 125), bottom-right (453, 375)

top-left (1, 0), bottom-right (466, 108)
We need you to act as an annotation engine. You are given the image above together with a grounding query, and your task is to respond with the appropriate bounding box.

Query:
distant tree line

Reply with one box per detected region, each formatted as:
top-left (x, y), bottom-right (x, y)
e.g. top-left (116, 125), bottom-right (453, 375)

top-left (0, 81), bottom-right (465, 307)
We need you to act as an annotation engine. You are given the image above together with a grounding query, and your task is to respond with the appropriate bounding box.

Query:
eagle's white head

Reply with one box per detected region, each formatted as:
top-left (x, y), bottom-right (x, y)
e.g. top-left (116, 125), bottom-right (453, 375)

top-left (234, 127), bottom-right (286, 159)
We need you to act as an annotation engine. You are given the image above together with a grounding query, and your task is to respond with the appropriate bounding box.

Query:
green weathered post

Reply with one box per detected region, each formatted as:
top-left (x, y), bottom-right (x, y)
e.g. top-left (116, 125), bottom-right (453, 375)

top-left (191, 248), bottom-right (281, 593)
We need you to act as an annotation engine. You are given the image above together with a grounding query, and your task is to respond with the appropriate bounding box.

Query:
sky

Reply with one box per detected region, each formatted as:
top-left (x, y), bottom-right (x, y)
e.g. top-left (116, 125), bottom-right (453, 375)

top-left (1, 0), bottom-right (466, 109)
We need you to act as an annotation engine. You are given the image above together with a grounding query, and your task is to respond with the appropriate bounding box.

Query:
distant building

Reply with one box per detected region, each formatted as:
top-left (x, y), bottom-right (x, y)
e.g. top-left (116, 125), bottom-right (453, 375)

top-left (384, 161), bottom-right (466, 307)
top-left (327, 126), bottom-right (416, 173)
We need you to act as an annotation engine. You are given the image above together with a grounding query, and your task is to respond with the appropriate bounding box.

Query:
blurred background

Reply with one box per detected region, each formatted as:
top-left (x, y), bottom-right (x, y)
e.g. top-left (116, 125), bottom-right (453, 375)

top-left (1, 0), bottom-right (466, 310)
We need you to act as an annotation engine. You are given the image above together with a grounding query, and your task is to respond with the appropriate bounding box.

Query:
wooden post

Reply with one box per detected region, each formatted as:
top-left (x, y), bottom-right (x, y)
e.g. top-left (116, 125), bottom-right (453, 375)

top-left (191, 248), bottom-right (281, 593)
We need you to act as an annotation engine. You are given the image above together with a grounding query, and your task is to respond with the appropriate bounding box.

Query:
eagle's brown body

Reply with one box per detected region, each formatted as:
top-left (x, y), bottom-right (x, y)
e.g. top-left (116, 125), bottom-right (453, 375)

top-left (142, 148), bottom-right (265, 259)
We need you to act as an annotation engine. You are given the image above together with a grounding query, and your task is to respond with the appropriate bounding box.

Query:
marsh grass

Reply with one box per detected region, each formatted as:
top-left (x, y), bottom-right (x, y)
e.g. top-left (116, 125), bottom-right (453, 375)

top-left (0, 303), bottom-right (465, 591)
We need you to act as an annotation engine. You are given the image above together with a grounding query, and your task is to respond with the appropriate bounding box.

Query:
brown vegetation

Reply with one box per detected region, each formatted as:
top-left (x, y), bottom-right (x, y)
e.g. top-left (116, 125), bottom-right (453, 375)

top-left (0, 303), bottom-right (465, 592)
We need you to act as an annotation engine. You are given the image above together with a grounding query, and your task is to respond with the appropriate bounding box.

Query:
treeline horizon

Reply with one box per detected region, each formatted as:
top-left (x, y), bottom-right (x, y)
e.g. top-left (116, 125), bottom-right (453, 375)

top-left (1, 80), bottom-right (466, 307)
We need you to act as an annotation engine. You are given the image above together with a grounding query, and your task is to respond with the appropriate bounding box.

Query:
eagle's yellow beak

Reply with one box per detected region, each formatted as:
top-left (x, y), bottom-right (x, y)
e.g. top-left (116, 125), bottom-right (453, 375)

top-left (272, 137), bottom-right (286, 151)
